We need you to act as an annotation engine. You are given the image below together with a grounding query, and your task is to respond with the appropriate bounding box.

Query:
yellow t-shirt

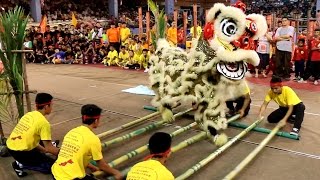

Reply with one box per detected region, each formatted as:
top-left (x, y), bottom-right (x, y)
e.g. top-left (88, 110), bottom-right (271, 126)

top-left (139, 54), bottom-right (150, 68)
top-left (167, 27), bottom-right (177, 44)
top-left (127, 159), bottom-right (174, 180)
top-left (190, 26), bottom-right (202, 38)
top-left (107, 50), bottom-right (118, 60)
top-left (264, 86), bottom-right (301, 107)
top-left (6, 111), bottom-right (51, 151)
top-left (51, 126), bottom-right (103, 180)
top-left (119, 51), bottom-right (129, 62)
top-left (120, 27), bottom-right (131, 42)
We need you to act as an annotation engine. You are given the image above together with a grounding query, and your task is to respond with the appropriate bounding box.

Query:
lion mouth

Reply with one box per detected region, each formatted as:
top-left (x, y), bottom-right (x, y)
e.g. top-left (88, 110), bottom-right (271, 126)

top-left (216, 62), bottom-right (247, 80)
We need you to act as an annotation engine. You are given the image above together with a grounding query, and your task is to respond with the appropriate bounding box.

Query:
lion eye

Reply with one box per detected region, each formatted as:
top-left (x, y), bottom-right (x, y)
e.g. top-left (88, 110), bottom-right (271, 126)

top-left (220, 19), bottom-right (237, 37)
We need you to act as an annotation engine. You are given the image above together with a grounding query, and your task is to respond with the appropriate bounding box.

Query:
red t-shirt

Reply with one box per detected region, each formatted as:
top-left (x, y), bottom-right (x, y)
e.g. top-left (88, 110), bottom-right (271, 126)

top-left (310, 39), bottom-right (320, 61)
top-left (292, 46), bottom-right (308, 61)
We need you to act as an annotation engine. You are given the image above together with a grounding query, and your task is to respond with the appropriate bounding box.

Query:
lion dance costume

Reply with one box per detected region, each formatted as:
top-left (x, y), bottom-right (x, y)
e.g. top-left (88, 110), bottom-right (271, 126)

top-left (149, 1), bottom-right (267, 146)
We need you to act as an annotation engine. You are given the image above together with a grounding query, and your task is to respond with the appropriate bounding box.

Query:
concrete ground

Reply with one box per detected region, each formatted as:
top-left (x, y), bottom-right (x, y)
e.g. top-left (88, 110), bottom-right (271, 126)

top-left (0, 64), bottom-right (319, 180)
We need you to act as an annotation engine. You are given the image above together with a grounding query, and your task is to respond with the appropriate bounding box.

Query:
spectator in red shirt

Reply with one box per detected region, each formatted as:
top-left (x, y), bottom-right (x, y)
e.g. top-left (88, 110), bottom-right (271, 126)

top-left (310, 29), bottom-right (320, 85)
top-left (292, 39), bottom-right (308, 81)
top-left (177, 26), bottom-right (185, 49)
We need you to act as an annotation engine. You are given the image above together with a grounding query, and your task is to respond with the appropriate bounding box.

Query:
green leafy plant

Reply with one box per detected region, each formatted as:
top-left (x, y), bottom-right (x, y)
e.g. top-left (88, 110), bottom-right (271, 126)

top-left (0, 6), bottom-right (28, 120)
top-left (147, 0), bottom-right (166, 48)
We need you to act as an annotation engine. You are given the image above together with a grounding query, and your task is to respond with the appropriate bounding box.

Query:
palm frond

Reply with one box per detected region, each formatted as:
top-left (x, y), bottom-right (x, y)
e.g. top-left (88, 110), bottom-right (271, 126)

top-left (158, 10), bottom-right (166, 39)
top-left (147, 0), bottom-right (158, 18)
top-left (0, 6), bottom-right (28, 119)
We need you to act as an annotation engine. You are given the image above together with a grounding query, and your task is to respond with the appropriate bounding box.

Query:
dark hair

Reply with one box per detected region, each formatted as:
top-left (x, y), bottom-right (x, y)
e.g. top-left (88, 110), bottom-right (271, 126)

top-left (270, 76), bottom-right (282, 84)
top-left (142, 49), bottom-right (148, 52)
top-left (81, 104), bottom-right (102, 125)
top-left (121, 46), bottom-right (125, 49)
top-left (315, 28), bottom-right (320, 32)
top-left (35, 93), bottom-right (53, 110)
top-left (148, 132), bottom-right (172, 155)
top-left (298, 39), bottom-right (305, 43)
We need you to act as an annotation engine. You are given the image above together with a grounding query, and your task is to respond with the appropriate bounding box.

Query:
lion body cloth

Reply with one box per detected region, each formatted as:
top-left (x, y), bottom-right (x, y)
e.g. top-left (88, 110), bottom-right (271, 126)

top-left (149, 3), bottom-right (267, 146)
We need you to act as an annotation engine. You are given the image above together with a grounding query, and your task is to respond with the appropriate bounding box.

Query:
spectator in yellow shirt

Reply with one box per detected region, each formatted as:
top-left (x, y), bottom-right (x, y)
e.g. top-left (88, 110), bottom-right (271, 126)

top-left (7, 93), bottom-right (59, 177)
top-left (124, 50), bottom-right (140, 69)
top-left (133, 40), bottom-right (143, 56)
top-left (139, 49), bottom-right (150, 72)
top-left (226, 81), bottom-right (251, 118)
top-left (52, 104), bottom-right (122, 180)
top-left (120, 22), bottom-right (131, 45)
top-left (258, 77), bottom-right (305, 136)
top-left (119, 46), bottom-right (130, 67)
top-left (127, 132), bottom-right (174, 180)
top-left (104, 45), bottom-right (118, 66)
top-left (141, 37), bottom-right (149, 50)
top-left (190, 22), bottom-right (202, 38)
top-left (167, 22), bottom-right (178, 46)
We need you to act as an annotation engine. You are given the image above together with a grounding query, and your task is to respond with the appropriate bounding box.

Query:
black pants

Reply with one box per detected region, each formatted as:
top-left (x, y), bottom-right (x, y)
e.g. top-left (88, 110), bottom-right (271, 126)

top-left (294, 60), bottom-right (305, 77)
top-left (311, 61), bottom-right (320, 81)
top-left (267, 102), bottom-right (305, 129)
top-left (274, 49), bottom-right (292, 78)
top-left (226, 97), bottom-right (251, 117)
top-left (258, 53), bottom-right (269, 70)
top-left (302, 60), bottom-right (312, 80)
top-left (8, 148), bottom-right (55, 174)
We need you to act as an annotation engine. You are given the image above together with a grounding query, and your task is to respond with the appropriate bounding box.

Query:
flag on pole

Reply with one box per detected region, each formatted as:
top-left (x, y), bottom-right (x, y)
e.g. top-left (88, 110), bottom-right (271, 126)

top-left (39, 15), bottom-right (47, 34)
top-left (71, 12), bottom-right (78, 27)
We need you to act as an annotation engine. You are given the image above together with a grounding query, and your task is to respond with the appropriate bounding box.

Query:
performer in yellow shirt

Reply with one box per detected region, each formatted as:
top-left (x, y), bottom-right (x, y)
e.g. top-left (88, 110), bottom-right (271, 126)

top-left (118, 46), bottom-right (130, 67)
top-left (127, 132), bottom-right (174, 180)
top-left (226, 81), bottom-right (251, 118)
top-left (103, 45), bottom-right (119, 66)
top-left (259, 77), bottom-right (305, 136)
top-left (52, 104), bottom-right (122, 180)
top-left (6, 93), bottom-right (59, 177)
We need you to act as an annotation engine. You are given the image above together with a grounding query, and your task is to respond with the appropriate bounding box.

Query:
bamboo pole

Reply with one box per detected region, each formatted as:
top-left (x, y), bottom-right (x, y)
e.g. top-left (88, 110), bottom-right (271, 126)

top-left (229, 121), bottom-right (299, 140)
top-left (109, 122), bottom-right (197, 167)
top-left (193, 4), bottom-right (198, 38)
top-left (0, 90), bottom-right (37, 96)
top-left (100, 108), bottom-right (193, 149)
top-left (222, 122), bottom-right (284, 180)
top-left (138, 7), bottom-right (143, 39)
top-left (97, 111), bottom-right (160, 139)
top-left (22, 52), bottom-right (31, 112)
top-left (102, 115), bottom-right (241, 179)
top-left (93, 121), bottom-right (198, 177)
top-left (175, 117), bottom-right (264, 180)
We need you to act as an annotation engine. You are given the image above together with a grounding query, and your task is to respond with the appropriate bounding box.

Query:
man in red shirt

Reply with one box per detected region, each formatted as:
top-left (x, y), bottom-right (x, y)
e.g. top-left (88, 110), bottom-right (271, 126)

top-left (292, 39), bottom-right (308, 81)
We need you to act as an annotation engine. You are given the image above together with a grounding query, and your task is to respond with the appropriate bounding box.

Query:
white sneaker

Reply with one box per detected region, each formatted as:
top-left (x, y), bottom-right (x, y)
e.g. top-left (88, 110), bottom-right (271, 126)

top-left (144, 68), bottom-right (149, 73)
top-left (297, 79), bottom-right (307, 83)
top-left (314, 81), bottom-right (318, 85)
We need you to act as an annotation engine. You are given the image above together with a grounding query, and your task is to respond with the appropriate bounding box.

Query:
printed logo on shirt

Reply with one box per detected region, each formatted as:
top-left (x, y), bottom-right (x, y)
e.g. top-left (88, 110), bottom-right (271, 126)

top-left (11, 136), bottom-right (22, 140)
top-left (59, 159), bottom-right (74, 166)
